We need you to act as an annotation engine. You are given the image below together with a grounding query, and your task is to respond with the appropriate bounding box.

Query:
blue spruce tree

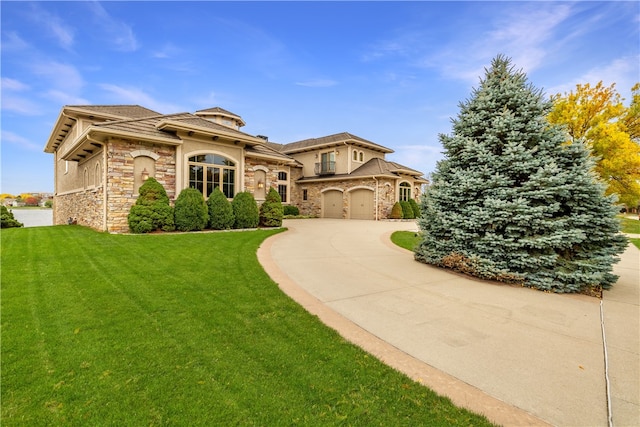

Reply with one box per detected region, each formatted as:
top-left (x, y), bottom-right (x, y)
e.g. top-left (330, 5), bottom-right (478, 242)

top-left (415, 55), bottom-right (627, 293)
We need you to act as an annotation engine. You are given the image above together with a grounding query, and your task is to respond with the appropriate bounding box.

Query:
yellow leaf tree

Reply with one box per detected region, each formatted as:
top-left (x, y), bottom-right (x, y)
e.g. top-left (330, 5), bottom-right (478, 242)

top-left (549, 82), bottom-right (640, 209)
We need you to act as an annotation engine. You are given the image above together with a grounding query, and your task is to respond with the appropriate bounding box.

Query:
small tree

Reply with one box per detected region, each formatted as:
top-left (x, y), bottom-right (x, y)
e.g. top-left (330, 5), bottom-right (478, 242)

top-left (207, 187), bottom-right (234, 230)
top-left (408, 198), bottom-right (421, 218)
top-left (174, 188), bottom-right (209, 232)
top-left (415, 55), bottom-right (627, 293)
top-left (389, 202), bottom-right (403, 219)
top-left (400, 201), bottom-right (415, 219)
top-left (260, 188), bottom-right (284, 227)
top-left (232, 192), bottom-right (259, 229)
top-left (1, 205), bottom-right (23, 228)
top-left (127, 178), bottom-right (174, 233)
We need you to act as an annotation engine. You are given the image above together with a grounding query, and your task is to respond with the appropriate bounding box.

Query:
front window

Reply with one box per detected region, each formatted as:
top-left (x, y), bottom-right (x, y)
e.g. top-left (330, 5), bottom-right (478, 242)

top-left (399, 182), bottom-right (411, 202)
top-left (188, 154), bottom-right (236, 198)
top-left (277, 171), bottom-right (288, 203)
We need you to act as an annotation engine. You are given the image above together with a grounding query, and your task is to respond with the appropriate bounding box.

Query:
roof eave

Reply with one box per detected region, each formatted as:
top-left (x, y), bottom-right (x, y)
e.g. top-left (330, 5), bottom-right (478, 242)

top-left (156, 119), bottom-right (262, 145)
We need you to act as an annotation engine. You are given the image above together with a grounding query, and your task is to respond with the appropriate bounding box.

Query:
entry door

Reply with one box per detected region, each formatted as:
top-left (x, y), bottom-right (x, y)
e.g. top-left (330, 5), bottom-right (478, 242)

top-left (350, 189), bottom-right (374, 220)
top-left (323, 190), bottom-right (343, 218)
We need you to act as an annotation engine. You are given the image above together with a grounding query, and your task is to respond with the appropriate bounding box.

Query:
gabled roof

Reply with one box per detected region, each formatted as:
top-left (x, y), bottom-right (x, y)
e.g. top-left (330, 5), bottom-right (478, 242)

top-left (297, 157), bottom-right (427, 183)
top-left (64, 105), bottom-right (161, 119)
top-left (280, 132), bottom-right (394, 154)
top-left (195, 107), bottom-right (246, 127)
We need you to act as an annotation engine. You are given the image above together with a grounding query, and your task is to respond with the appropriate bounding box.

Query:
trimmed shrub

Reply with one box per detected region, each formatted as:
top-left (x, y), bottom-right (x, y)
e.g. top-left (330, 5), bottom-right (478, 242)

top-left (1, 205), bottom-right (23, 228)
top-left (283, 205), bottom-right (300, 216)
top-left (232, 192), bottom-right (259, 229)
top-left (127, 178), bottom-right (174, 233)
top-left (389, 202), bottom-right (403, 219)
top-left (408, 198), bottom-right (421, 218)
top-left (260, 188), bottom-right (284, 227)
top-left (207, 187), bottom-right (234, 230)
top-left (400, 201), bottom-right (415, 219)
top-left (174, 188), bottom-right (209, 232)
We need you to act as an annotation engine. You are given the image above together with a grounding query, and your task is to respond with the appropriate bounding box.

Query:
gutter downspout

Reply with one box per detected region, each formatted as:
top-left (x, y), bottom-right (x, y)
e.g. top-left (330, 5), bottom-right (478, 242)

top-left (87, 134), bottom-right (108, 232)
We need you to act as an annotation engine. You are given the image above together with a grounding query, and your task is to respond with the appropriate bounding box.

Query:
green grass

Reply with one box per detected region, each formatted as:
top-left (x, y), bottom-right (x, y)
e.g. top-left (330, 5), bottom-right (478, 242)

top-left (630, 238), bottom-right (640, 249)
top-left (391, 230), bottom-right (421, 252)
top-left (1, 226), bottom-right (493, 426)
top-left (618, 215), bottom-right (640, 234)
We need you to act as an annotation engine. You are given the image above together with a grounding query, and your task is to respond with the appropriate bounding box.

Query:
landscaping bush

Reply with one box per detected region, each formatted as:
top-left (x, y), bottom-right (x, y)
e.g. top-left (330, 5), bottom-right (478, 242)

top-left (409, 198), bottom-right (421, 218)
top-left (174, 188), bottom-right (209, 232)
top-left (389, 202), bottom-right (403, 219)
top-left (232, 192), bottom-right (259, 229)
top-left (400, 201), bottom-right (415, 219)
top-left (207, 187), bottom-right (235, 230)
top-left (127, 177), bottom-right (174, 233)
top-left (1, 205), bottom-right (23, 228)
top-left (260, 188), bottom-right (284, 227)
top-left (283, 205), bottom-right (300, 216)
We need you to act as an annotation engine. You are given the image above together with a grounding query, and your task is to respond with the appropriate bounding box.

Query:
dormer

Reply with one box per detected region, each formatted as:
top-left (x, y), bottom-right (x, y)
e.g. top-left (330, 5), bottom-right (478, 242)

top-left (194, 107), bottom-right (246, 130)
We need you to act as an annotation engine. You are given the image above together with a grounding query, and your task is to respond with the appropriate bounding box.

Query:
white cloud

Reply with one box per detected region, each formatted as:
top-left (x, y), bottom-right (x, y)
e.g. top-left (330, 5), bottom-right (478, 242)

top-left (1, 78), bottom-right (30, 91)
top-left (1, 130), bottom-right (41, 151)
top-left (546, 55), bottom-right (640, 100)
top-left (295, 79), bottom-right (338, 88)
top-left (99, 84), bottom-right (183, 113)
top-left (29, 60), bottom-right (85, 93)
top-left (29, 3), bottom-right (75, 50)
top-left (0, 31), bottom-right (30, 52)
top-left (86, 1), bottom-right (139, 52)
top-left (44, 90), bottom-right (90, 106)
top-left (0, 96), bottom-right (43, 115)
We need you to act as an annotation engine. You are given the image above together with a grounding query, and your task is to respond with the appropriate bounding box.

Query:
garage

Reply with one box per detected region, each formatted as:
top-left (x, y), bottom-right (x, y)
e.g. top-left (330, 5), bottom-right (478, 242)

top-left (322, 190), bottom-right (343, 218)
top-left (349, 189), bottom-right (374, 220)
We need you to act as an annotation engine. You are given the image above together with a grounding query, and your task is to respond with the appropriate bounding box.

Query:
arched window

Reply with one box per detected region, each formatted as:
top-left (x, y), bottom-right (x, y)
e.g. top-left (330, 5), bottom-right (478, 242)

top-left (83, 168), bottom-right (89, 189)
top-left (188, 154), bottom-right (236, 198)
top-left (399, 182), bottom-right (411, 201)
top-left (359, 151), bottom-right (364, 162)
top-left (353, 150), bottom-right (358, 161)
top-left (95, 163), bottom-right (101, 187)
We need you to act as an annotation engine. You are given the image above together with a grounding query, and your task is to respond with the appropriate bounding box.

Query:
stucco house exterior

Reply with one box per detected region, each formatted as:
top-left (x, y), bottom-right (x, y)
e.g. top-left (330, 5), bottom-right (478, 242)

top-left (44, 105), bottom-right (427, 233)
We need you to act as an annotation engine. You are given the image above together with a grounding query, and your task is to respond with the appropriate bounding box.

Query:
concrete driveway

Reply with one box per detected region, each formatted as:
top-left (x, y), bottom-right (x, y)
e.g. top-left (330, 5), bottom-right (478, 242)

top-left (258, 219), bottom-right (639, 427)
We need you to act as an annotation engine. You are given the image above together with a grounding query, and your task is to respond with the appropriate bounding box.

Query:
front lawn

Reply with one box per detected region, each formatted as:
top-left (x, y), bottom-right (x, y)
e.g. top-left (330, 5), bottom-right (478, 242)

top-left (1, 226), bottom-right (492, 426)
top-left (391, 230), bottom-right (421, 252)
top-left (618, 215), bottom-right (640, 234)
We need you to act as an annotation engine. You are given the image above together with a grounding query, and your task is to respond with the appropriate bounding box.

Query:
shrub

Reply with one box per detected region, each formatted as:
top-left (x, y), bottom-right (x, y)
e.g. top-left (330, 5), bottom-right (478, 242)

top-left (127, 178), bottom-right (175, 233)
top-left (408, 198), bottom-right (421, 218)
top-left (400, 201), bottom-right (415, 219)
top-left (207, 187), bottom-right (235, 230)
top-left (1, 205), bottom-right (23, 228)
top-left (283, 205), bottom-right (300, 216)
top-left (232, 192), bottom-right (259, 229)
top-left (174, 188), bottom-right (209, 232)
top-left (260, 188), bottom-right (284, 227)
top-left (389, 202), bottom-right (403, 219)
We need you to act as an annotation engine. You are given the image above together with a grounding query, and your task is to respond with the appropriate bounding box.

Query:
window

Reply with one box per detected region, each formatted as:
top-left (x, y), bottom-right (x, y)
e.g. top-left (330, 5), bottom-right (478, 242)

top-left (188, 154), bottom-right (236, 198)
top-left (277, 171), bottom-right (288, 203)
top-left (353, 150), bottom-right (364, 163)
top-left (353, 150), bottom-right (358, 161)
top-left (399, 182), bottom-right (411, 201)
top-left (359, 151), bottom-right (364, 162)
top-left (95, 163), bottom-right (101, 187)
top-left (319, 151), bottom-right (336, 174)
top-left (303, 189), bottom-right (308, 201)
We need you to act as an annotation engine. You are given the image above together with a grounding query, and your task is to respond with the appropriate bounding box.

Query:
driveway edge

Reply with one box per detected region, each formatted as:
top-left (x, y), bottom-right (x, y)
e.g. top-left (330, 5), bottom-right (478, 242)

top-left (257, 229), bottom-right (549, 427)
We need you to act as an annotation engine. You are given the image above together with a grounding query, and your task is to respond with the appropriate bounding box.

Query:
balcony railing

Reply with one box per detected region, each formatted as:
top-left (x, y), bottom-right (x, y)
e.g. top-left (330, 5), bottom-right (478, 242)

top-left (315, 161), bottom-right (336, 175)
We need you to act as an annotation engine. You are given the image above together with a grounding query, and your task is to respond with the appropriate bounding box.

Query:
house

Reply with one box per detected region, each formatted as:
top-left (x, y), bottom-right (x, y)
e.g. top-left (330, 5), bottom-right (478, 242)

top-left (44, 105), bottom-right (427, 233)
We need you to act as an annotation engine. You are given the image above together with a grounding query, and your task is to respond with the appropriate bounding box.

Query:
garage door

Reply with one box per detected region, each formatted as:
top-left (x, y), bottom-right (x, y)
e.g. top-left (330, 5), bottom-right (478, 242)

top-left (350, 189), bottom-right (374, 220)
top-left (323, 190), bottom-right (343, 218)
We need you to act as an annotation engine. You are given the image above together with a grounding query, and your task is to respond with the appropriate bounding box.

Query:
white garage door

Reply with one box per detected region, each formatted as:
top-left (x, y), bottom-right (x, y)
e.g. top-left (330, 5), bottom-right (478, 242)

top-left (350, 189), bottom-right (374, 220)
top-left (323, 190), bottom-right (343, 218)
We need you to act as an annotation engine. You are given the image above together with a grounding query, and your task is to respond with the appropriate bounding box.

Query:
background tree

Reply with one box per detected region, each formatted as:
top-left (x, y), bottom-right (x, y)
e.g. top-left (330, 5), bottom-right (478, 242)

top-left (416, 55), bottom-right (627, 294)
top-left (174, 188), bottom-right (209, 232)
top-left (259, 187), bottom-right (284, 227)
top-left (207, 187), bottom-right (234, 230)
top-left (548, 82), bottom-right (640, 208)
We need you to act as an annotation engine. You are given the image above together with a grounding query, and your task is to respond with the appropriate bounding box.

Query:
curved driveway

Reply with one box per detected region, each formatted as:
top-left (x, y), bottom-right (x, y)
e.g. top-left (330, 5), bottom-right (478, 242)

top-left (258, 219), bottom-right (639, 427)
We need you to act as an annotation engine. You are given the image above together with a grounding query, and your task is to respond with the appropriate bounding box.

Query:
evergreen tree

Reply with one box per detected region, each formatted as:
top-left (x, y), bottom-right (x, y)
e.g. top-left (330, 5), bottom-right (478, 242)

top-left (174, 188), bottom-right (209, 232)
top-left (415, 55), bottom-right (627, 293)
top-left (232, 192), bottom-right (259, 229)
top-left (127, 177), bottom-right (174, 233)
top-left (1, 205), bottom-right (23, 228)
top-left (259, 187), bottom-right (284, 227)
top-left (207, 187), bottom-right (235, 230)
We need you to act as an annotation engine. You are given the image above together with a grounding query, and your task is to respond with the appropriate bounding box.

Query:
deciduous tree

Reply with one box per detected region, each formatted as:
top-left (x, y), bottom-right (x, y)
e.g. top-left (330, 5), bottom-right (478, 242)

top-left (548, 82), bottom-right (640, 208)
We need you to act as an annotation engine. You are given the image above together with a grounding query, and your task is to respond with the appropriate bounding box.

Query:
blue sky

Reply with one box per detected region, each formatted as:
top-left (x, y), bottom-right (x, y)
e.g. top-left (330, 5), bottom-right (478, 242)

top-left (1, 1), bottom-right (638, 195)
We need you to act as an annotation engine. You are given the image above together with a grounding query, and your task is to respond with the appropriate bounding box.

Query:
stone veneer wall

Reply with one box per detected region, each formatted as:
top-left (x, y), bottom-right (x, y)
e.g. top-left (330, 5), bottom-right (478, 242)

top-left (54, 189), bottom-right (104, 230)
top-left (294, 177), bottom-right (398, 219)
top-left (105, 139), bottom-right (176, 233)
top-left (244, 158), bottom-right (300, 202)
